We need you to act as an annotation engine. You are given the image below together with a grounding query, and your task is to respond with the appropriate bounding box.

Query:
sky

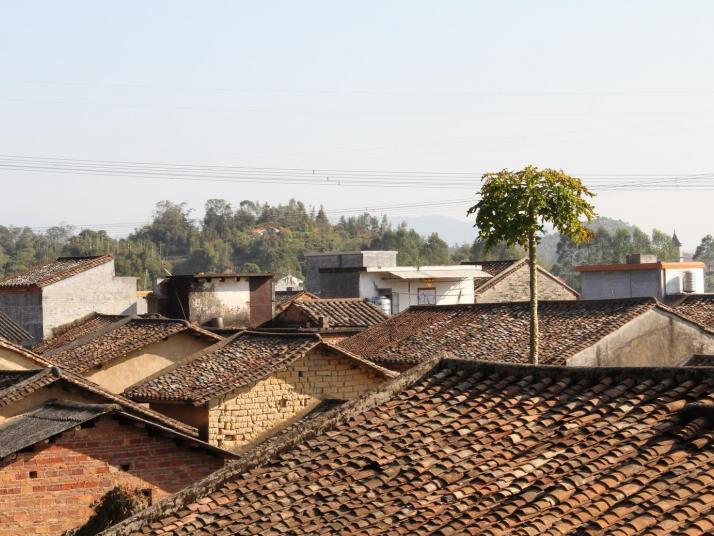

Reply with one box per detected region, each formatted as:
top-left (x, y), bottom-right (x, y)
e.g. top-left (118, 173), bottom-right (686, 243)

top-left (1, 1), bottom-right (714, 249)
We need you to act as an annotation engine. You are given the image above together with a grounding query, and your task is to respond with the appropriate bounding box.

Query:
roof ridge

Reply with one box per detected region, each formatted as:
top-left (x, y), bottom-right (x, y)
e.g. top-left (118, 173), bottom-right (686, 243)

top-left (42, 315), bottom-right (135, 357)
top-left (0, 337), bottom-right (51, 367)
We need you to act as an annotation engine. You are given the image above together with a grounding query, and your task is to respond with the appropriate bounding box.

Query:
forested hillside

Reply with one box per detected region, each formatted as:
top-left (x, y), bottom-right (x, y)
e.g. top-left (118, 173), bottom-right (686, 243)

top-left (0, 199), bottom-right (711, 291)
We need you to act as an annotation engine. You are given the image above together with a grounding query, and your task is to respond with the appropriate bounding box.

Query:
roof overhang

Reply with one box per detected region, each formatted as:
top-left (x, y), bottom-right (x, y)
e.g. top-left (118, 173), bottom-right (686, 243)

top-left (576, 262), bottom-right (705, 273)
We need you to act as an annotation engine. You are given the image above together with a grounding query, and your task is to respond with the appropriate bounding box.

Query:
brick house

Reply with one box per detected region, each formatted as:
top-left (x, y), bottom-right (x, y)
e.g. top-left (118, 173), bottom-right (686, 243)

top-left (0, 400), bottom-right (234, 536)
top-left (125, 331), bottom-right (396, 451)
top-left (266, 297), bottom-right (388, 343)
top-left (0, 255), bottom-right (138, 342)
top-left (104, 358), bottom-right (714, 535)
top-left (462, 258), bottom-right (579, 302)
top-left (0, 367), bottom-right (198, 439)
top-left (32, 315), bottom-right (222, 393)
top-left (340, 297), bottom-right (714, 370)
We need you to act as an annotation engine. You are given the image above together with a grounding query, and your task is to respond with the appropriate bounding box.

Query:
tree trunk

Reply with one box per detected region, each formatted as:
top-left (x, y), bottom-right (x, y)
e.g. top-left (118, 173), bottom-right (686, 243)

top-left (528, 230), bottom-right (539, 364)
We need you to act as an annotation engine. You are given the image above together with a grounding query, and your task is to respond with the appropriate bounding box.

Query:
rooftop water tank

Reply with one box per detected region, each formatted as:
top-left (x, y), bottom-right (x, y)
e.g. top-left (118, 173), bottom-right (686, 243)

top-left (683, 270), bottom-right (697, 293)
top-left (374, 295), bottom-right (391, 316)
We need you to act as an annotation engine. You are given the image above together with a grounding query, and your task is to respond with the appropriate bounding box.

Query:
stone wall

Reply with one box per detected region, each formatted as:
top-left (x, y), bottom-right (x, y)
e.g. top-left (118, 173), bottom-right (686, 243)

top-left (0, 415), bottom-right (226, 536)
top-left (207, 347), bottom-right (383, 450)
top-left (41, 262), bottom-right (137, 339)
top-left (476, 264), bottom-right (577, 303)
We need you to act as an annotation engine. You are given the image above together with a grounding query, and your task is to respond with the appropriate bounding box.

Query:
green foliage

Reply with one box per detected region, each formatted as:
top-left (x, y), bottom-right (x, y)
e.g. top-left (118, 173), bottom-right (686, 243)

top-left (694, 234), bottom-right (714, 291)
top-left (467, 165), bottom-right (596, 249)
top-left (0, 199), bottom-right (462, 288)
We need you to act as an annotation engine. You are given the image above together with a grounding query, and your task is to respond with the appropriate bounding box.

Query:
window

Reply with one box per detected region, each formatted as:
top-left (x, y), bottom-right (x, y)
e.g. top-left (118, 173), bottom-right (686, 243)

top-left (417, 288), bottom-right (437, 305)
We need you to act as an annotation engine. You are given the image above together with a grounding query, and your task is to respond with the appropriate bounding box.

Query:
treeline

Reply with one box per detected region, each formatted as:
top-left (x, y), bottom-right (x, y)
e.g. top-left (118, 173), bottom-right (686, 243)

top-left (1, 199), bottom-right (711, 291)
top-left (0, 200), bottom-right (461, 289)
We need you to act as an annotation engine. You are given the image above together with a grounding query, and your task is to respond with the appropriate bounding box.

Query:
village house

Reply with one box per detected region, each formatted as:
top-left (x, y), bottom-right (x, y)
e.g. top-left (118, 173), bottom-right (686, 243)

top-left (274, 289), bottom-right (319, 312)
top-left (0, 312), bottom-right (32, 347)
top-left (0, 399), bottom-right (234, 536)
top-left (153, 272), bottom-right (274, 328)
top-left (577, 253), bottom-right (706, 300)
top-left (0, 255), bottom-right (138, 342)
top-left (124, 331), bottom-right (396, 451)
top-left (266, 297), bottom-right (389, 343)
top-left (669, 293), bottom-right (714, 328)
top-left (462, 258), bottom-right (579, 302)
top-left (275, 273), bottom-right (303, 292)
top-left (31, 314), bottom-right (222, 393)
top-left (339, 297), bottom-right (714, 370)
top-left (305, 250), bottom-right (491, 314)
top-left (103, 357), bottom-right (714, 535)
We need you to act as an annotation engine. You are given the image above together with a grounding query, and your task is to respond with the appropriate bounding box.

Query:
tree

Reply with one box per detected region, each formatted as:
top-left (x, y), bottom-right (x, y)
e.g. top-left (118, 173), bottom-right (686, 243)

top-left (468, 166), bottom-right (596, 364)
top-left (694, 234), bottom-right (714, 291)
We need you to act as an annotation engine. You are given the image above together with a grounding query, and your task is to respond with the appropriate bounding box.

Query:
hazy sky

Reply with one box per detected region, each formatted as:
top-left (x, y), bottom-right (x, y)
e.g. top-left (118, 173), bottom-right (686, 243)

top-left (2, 1), bottom-right (713, 249)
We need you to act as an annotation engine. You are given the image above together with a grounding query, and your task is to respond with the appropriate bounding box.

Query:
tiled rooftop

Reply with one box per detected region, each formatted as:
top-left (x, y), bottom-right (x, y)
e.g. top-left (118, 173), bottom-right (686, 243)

top-left (125, 331), bottom-right (392, 405)
top-left (30, 312), bottom-right (126, 354)
top-left (0, 367), bottom-right (198, 437)
top-left (104, 359), bottom-right (714, 535)
top-left (0, 255), bottom-right (113, 288)
top-left (42, 317), bottom-right (221, 374)
top-left (670, 294), bottom-right (714, 328)
top-left (0, 311), bottom-right (32, 345)
top-left (277, 297), bottom-right (389, 329)
top-left (465, 259), bottom-right (522, 289)
top-left (340, 298), bottom-right (687, 368)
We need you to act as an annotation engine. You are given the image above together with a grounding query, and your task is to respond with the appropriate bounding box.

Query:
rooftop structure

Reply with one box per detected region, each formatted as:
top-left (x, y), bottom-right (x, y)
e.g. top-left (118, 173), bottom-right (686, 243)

top-left (104, 357), bottom-right (714, 536)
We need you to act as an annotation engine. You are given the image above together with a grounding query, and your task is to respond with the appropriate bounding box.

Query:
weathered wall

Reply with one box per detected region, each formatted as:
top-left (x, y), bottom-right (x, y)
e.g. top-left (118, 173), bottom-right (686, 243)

top-left (568, 309), bottom-right (714, 367)
top-left (475, 264), bottom-right (577, 303)
top-left (187, 278), bottom-right (251, 326)
top-left (0, 415), bottom-right (226, 536)
top-left (41, 263), bottom-right (137, 338)
top-left (305, 252), bottom-right (397, 294)
top-left (148, 402), bottom-right (209, 439)
top-left (206, 347), bottom-right (383, 450)
top-left (86, 332), bottom-right (213, 393)
top-left (0, 291), bottom-right (43, 342)
top-left (0, 346), bottom-right (42, 371)
top-left (0, 384), bottom-right (105, 424)
top-left (579, 269), bottom-right (663, 300)
top-left (316, 270), bottom-right (362, 298)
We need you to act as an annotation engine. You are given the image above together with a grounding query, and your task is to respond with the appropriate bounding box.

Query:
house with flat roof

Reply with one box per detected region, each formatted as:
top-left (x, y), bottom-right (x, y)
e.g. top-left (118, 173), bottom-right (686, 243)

top-left (577, 253), bottom-right (706, 300)
top-left (339, 297), bottom-right (714, 370)
top-left (104, 358), bottom-right (714, 536)
top-left (124, 331), bottom-right (395, 451)
top-left (154, 272), bottom-right (274, 328)
top-left (305, 250), bottom-right (491, 314)
top-left (0, 255), bottom-right (137, 342)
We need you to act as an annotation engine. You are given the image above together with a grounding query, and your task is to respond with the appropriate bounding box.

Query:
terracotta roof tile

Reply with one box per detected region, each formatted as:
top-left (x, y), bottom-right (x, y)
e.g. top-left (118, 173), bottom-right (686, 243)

top-left (102, 360), bottom-right (714, 535)
top-left (42, 317), bottom-right (222, 374)
top-left (276, 298), bottom-right (388, 329)
top-left (0, 255), bottom-right (113, 288)
top-left (30, 312), bottom-right (126, 354)
top-left (670, 294), bottom-right (714, 328)
top-left (126, 331), bottom-right (393, 405)
top-left (465, 259), bottom-right (523, 289)
top-left (341, 298), bottom-right (686, 368)
top-left (0, 311), bottom-right (32, 344)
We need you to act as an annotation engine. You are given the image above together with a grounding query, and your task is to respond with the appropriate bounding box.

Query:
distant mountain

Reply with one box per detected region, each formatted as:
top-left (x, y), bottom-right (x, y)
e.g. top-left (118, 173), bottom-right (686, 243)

top-left (397, 215), bottom-right (478, 246)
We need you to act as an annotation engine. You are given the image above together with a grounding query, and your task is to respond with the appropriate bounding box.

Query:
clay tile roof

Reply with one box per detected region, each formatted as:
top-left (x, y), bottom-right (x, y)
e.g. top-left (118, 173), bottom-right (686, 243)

top-left (341, 298), bottom-right (678, 368)
top-left (0, 255), bottom-right (113, 289)
top-left (41, 317), bottom-right (222, 374)
top-left (287, 298), bottom-right (389, 328)
top-left (465, 259), bottom-right (524, 289)
top-left (670, 294), bottom-right (714, 328)
top-left (275, 290), bottom-right (320, 311)
top-left (0, 337), bottom-right (52, 368)
top-left (125, 331), bottom-right (394, 405)
top-left (30, 312), bottom-right (126, 354)
top-left (683, 354), bottom-right (714, 366)
top-left (0, 367), bottom-right (198, 437)
top-left (0, 311), bottom-right (32, 345)
top-left (103, 359), bottom-right (714, 536)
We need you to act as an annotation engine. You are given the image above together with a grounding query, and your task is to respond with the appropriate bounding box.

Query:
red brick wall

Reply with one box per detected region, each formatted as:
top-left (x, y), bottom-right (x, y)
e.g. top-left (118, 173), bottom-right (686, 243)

top-left (0, 415), bottom-right (227, 535)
